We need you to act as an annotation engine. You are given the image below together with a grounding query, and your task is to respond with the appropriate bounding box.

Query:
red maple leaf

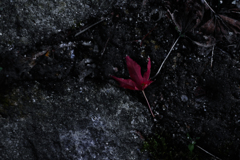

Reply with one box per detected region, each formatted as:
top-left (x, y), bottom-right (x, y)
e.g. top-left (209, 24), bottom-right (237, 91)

top-left (111, 56), bottom-right (153, 90)
top-left (111, 56), bottom-right (155, 117)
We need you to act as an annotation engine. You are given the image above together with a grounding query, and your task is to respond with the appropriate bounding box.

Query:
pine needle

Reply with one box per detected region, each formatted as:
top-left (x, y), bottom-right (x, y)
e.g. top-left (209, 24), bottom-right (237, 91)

top-left (75, 18), bottom-right (105, 37)
top-left (151, 36), bottom-right (180, 79)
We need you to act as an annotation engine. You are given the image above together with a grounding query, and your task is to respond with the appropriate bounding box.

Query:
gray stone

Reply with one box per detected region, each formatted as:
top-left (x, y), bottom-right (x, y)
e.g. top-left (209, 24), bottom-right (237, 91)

top-left (0, 79), bottom-right (152, 159)
top-left (0, 0), bottom-right (113, 49)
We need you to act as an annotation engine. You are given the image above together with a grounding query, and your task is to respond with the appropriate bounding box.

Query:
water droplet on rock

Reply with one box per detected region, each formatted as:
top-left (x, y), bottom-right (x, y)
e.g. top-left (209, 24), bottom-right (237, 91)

top-left (181, 95), bottom-right (188, 102)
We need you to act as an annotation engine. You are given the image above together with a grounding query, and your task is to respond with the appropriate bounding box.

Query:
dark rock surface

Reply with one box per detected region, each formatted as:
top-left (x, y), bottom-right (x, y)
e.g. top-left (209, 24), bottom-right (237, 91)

top-left (1, 0), bottom-right (240, 160)
top-left (0, 79), bottom-right (152, 159)
top-left (0, 0), bottom-right (113, 49)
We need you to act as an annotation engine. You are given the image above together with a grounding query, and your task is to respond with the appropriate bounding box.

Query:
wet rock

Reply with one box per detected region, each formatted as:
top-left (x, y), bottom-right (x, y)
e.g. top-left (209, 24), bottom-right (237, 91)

top-left (0, 0), bottom-right (114, 50)
top-left (1, 0), bottom-right (240, 159)
top-left (0, 79), bottom-right (152, 160)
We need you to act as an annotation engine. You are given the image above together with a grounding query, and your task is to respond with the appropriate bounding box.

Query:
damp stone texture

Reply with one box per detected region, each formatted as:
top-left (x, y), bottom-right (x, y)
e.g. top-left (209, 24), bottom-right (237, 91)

top-left (0, 0), bottom-right (113, 49)
top-left (0, 79), bottom-right (152, 159)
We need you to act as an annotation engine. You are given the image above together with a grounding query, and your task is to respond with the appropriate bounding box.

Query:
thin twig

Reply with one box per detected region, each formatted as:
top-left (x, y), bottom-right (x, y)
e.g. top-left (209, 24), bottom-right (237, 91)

top-left (151, 36), bottom-right (180, 79)
top-left (101, 37), bottom-right (110, 56)
top-left (75, 18), bottom-right (105, 37)
top-left (203, 0), bottom-right (216, 14)
top-left (142, 90), bottom-right (155, 117)
top-left (167, 10), bottom-right (182, 32)
top-left (196, 145), bottom-right (222, 160)
top-left (211, 46), bottom-right (214, 67)
top-left (188, 36), bottom-right (216, 48)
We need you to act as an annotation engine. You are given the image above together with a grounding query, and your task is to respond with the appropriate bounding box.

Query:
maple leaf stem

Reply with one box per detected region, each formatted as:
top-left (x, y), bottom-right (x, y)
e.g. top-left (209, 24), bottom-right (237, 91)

top-left (151, 36), bottom-right (180, 79)
top-left (142, 90), bottom-right (155, 117)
